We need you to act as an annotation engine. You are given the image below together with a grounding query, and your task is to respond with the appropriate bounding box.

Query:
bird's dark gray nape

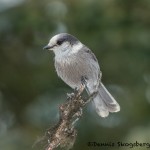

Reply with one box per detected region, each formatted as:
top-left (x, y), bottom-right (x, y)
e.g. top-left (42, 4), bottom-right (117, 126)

top-left (57, 33), bottom-right (79, 46)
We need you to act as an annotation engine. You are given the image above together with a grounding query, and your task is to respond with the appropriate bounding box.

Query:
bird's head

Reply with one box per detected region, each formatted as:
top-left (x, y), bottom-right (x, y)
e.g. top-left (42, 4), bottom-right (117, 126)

top-left (43, 33), bottom-right (83, 57)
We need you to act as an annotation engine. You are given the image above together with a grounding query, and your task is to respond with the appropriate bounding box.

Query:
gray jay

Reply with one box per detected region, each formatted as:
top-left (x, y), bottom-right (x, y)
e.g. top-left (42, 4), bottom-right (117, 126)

top-left (43, 33), bottom-right (120, 117)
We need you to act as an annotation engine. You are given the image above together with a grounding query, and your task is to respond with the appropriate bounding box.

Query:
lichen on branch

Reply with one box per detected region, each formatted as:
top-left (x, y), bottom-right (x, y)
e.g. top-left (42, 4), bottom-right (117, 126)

top-left (35, 84), bottom-right (96, 150)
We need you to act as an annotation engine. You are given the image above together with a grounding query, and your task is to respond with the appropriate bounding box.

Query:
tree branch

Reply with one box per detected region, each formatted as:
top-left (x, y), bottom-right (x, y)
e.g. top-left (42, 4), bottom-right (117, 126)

top-left (36, 85), bottom-right (96, 150)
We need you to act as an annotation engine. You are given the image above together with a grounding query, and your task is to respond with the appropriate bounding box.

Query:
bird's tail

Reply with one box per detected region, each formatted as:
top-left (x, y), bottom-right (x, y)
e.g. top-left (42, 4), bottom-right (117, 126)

top-left (93, 83), bottom-right (120, 117)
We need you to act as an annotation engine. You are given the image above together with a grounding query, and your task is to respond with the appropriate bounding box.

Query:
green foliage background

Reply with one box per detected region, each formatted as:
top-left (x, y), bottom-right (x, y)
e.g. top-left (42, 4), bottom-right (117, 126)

top-left (0, 0), bottom-right (150, 150)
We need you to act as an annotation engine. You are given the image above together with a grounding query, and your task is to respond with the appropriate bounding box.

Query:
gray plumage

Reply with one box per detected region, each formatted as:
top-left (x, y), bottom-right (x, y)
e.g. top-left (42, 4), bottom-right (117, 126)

top-left (44, 33), bottom-right (120, 117)
top-left (55, 46), bottom-right (99, 90)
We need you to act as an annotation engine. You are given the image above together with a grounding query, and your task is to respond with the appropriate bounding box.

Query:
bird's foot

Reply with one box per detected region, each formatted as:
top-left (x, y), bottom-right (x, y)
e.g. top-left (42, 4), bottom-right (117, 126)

top-left (73, 87), bottom-right (79, 94)
top-left (81, 76), bottom-right (90, 94)
top-left (81, 76), bottom-right (88, 86)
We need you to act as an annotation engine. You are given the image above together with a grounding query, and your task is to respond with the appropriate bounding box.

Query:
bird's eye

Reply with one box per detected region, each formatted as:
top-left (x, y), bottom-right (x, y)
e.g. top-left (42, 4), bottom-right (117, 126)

top-left (57, 40), bottom-right (63, 45)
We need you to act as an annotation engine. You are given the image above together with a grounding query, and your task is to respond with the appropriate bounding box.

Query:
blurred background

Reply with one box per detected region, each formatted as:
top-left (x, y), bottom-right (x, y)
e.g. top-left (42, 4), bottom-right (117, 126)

top-left (0, 0), bottom-right (150, 149)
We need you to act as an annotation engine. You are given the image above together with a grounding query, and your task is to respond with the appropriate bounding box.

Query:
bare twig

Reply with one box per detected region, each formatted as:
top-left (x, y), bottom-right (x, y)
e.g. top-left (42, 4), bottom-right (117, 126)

top-left (36, 84), bottom-right (97, 150)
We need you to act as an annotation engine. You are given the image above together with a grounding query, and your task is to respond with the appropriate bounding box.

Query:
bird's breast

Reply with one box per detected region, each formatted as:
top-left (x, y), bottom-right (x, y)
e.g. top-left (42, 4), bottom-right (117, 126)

top-left (54, 57), bottom-right (82, 89)
top-left (54, 53), bottom-right (100, 91)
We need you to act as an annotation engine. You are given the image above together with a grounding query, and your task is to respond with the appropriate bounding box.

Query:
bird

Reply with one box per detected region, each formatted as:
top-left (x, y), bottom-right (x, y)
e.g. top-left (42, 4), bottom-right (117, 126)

top-left (43, 33), bottom-right (120, 117)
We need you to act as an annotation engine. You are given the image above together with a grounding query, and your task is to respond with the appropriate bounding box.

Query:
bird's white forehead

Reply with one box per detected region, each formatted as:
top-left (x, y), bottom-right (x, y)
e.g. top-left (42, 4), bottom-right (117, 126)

top-left (49, 34), bottom-right (59, 44)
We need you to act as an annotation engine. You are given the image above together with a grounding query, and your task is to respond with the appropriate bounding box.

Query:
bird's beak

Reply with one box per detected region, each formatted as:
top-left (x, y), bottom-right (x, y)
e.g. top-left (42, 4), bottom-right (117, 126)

top-left (43, 45), bottom-right (54, 50)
